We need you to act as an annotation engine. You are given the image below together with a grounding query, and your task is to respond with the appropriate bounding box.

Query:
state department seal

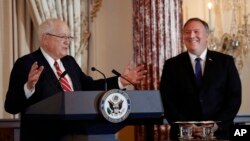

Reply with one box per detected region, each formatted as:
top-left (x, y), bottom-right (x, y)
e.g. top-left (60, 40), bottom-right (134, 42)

top-left (100, 89), bottom-right (131, 123)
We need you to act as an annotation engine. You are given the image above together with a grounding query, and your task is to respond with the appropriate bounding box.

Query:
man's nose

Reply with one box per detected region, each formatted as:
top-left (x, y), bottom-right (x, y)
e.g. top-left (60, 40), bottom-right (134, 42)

top-left (190, 31), bottom-right (196, 37)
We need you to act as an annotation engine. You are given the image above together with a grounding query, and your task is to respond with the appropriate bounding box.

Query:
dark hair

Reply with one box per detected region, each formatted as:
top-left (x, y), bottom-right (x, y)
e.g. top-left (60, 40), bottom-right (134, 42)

top-left (183, 17), bottom-right (210, 33)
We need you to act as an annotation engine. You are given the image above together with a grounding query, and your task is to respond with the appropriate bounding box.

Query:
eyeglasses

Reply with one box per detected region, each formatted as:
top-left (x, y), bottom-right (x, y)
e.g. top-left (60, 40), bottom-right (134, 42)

top-left (46, 33), bottom-right (74, 41)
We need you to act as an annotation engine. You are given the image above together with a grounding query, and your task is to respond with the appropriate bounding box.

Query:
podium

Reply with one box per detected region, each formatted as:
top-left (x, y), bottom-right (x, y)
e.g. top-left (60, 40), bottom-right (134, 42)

top-left (24, 90), bottom-right (163, 141)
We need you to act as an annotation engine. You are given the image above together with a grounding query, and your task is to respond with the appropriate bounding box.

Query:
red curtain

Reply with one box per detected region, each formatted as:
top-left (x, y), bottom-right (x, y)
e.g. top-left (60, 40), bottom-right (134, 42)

top-left (132, 0), bottom-right (183, 140)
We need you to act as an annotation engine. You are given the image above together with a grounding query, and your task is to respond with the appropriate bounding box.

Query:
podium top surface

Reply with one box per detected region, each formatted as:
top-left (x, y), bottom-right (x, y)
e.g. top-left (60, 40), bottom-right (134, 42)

top-left (25, 90), bottom-right (164, 120)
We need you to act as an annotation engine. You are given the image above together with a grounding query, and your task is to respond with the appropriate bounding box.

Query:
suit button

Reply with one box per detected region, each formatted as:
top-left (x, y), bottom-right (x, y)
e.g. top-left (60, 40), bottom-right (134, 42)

top-left (200, 99), bottom-right (203, 103)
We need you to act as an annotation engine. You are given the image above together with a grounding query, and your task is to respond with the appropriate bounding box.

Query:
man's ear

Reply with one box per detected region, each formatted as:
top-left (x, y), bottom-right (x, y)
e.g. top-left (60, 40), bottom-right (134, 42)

top-left (41, 34), bottom-right (48, 46)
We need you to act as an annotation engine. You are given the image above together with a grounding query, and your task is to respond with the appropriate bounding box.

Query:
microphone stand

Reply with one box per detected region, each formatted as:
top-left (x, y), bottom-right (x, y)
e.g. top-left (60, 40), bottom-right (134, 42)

top-left (111, 69), bottom-right (137, 90)
top-left (91, 67), bottom-right (108, 91)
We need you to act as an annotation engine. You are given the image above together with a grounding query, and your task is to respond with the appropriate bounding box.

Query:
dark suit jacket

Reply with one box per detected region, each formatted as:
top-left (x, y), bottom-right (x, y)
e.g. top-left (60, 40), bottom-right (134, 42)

top-left (4, 49), bottom-right (119, 141)
top-left (160, 50), bottom-right (241, 139)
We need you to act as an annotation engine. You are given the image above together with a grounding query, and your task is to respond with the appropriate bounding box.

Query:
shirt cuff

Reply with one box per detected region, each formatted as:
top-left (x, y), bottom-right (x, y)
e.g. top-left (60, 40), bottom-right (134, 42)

top-left (24, 83), bottom-right (35, 99)
top-left (118, 77), bottom-right (127, 89)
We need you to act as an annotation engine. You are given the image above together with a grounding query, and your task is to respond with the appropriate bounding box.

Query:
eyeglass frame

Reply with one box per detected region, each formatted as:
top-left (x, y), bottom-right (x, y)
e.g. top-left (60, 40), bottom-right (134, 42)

top-left (46, 33), bottom-right (74, 41)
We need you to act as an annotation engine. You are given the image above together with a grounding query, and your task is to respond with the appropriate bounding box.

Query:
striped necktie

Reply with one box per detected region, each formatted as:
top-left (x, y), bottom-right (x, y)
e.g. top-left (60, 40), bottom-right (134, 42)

top-left (54, 61), bottom-right (72, 92)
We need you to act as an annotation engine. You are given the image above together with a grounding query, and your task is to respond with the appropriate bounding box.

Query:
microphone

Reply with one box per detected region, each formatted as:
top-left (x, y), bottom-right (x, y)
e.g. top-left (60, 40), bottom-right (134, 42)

top-left (58, 71), bottom-right (67, 81)
top-left (91, 67), bottom-right (107, 91)
top-left (56, 71), bottom-right (68, 93)
top-left (111, 69), bottom-right (136, 89)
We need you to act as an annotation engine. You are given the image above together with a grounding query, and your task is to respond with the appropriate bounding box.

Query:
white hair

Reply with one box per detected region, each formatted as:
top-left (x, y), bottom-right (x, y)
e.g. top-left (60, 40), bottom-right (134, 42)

top-left (37, 18), bottom-right (63, 44)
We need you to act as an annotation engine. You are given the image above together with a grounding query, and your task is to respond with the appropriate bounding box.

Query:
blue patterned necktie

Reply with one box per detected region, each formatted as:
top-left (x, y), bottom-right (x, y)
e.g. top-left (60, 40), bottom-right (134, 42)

top-left (195, 58), bottom-right (202, 87)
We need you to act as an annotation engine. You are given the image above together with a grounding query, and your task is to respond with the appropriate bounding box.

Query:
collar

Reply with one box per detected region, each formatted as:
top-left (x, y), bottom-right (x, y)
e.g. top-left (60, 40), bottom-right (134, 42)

top-left (188, 48), bottom-right (207, 62)
top-left (40, 47), bottom-right (61, 68)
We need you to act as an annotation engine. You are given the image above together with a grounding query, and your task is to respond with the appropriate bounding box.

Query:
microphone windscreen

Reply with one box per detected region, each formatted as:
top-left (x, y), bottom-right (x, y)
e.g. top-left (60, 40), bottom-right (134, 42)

top-left (91, 67), bottom-right (96, 71)
top-left (112, 69), bottom-right (121, 76)
top-left (60, 71), bottom-right (67, 78)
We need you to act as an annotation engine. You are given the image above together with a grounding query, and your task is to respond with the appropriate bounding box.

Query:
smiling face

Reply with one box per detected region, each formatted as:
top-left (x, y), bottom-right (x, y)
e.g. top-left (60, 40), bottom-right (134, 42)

top-left (183, 19), bottom-right (209, 56)
top-left (39, 19), bottom-right (71, 60)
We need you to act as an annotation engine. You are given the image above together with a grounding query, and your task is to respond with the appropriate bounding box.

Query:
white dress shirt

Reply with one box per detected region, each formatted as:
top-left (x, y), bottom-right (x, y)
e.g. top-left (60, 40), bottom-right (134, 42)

top-left (188, 48), bottom-right (207, 75)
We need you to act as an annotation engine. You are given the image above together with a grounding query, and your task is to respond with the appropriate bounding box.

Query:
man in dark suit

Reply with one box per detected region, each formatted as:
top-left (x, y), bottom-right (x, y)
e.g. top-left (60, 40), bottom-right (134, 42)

top-left (4, 18), bottom-right (146, 141)
top-left (160, 18), bottom-right (241, 140)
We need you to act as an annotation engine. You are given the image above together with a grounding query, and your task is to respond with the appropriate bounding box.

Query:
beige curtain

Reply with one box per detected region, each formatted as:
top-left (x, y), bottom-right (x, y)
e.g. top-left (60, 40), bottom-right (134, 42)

top-left (27, 0), bottom-right (90, 72)
top-left (0, 0), bottom-right (32, 118)
top-left (132, 0), bottom-right (183, 140)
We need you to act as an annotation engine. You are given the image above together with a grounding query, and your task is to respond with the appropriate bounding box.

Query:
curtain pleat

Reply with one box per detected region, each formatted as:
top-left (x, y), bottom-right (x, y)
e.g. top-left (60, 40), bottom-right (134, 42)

top-left (27, 0), bottom-right (41, 26)
top-left (73, 0), bottom-right (81, 64)
top-left (68, 0), bottom-right (75, 56)
top-left (133, 0), bottom-right (183, 140)
top-left (39, 0), bottom-right (47, 20)
top-left (80, 0), bottom-right (90, 72)
top-left (62, 0), bottom-right (68, 21)
top-left (55, 0), bottom-right (63, 19)
top-left (133, 0), bottom-right (183, 90)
